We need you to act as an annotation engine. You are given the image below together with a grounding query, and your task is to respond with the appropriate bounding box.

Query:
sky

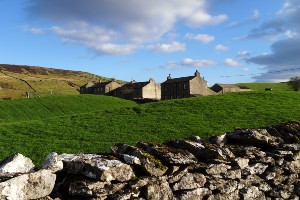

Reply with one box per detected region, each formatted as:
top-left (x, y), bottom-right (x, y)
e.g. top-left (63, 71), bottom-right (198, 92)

top-left (0, 0), bottom-right (300, 85)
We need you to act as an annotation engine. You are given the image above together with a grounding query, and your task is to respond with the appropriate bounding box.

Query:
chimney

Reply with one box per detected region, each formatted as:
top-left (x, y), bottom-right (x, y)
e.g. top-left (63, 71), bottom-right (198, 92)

top-left (167, 74), bottom-right (172, 80)
top-left (149, 78), bottom-right (154, 83)
top-left (195, 70), bottom-right (200, 77)
top-left (131, 80), bottom-right (136, 84)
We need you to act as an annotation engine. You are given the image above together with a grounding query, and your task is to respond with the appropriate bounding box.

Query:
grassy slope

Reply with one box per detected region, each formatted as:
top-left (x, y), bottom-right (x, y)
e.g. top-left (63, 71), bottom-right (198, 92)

top-left (0, 92), bottom-right (299, 164)
top-left (0, 64), bottom-right (125, 99)
top-left (237, 82), bottom-right (290, 91)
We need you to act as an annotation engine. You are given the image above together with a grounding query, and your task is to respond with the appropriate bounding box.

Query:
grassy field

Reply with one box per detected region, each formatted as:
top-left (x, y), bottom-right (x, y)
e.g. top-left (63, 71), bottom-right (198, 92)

top-left (237, 82), bottom-right (290, 91)
top-left (0, 92), bottom-right (299, 165)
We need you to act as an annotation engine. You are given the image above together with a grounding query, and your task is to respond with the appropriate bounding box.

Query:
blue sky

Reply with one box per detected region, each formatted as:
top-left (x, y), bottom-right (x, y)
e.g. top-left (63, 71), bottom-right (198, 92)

top-left (1, 0), bottom-right (300, 85)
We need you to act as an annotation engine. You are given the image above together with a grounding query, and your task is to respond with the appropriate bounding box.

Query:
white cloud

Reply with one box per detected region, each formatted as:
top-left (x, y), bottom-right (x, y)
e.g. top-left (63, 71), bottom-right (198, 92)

top-left (237, 51), bottom-right (250, 58)
top-left (224, 58), bottom-right (240, 67)
top-left (21, 25), bottom-right (45, 35)
top-left (149, 42), bottom-right (186, 53)
top-left (185, 12), bottom-right (227, 27)
top-left (227, 10), bottom-right (260, 29)
top-left (242, 68), bottom-right (250, 71)
top-left (94, 43), bottom-right (138, 55)
top-left (161, 61), bottom-right (179, 70)
top-left (181, 58), bottom-right (215, 67)
top-left (26, 0), bottom-right (227, 55)
top-left (215, 44), bottom-right (229, 52)
top-left (50, 25), bottom-right (117, 45)
top-left (185, 33), bottom-right (215, 44)
top-left (239, 0), bottom-right (300, 40)
top-left (245, 0), bottom-right (300, 82)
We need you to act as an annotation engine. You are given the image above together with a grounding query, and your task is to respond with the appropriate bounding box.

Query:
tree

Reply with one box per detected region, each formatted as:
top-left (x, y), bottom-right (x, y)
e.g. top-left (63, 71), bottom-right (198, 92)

top-left (288, 76), bottom-right (300, 91)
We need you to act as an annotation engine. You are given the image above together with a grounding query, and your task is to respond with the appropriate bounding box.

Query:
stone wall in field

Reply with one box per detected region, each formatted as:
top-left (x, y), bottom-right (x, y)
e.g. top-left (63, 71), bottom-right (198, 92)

top-left (1, 121), bottom-right (300, 199)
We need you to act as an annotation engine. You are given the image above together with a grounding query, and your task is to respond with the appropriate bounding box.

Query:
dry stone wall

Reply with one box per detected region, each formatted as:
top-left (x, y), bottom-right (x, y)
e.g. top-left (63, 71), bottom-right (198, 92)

top-left (1, 121), bottom-right (300, 199)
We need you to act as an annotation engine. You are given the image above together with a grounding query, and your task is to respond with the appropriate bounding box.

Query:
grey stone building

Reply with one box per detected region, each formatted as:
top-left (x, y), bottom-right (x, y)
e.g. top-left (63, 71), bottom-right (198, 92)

top-left (80, 80), bottom-right (121, 95)
top-left (210, 84), bottom-right (251, 94)
top-left (161, 70), bottom-right (215, 100)
top-left (113, 78), bottom-right (161, 100)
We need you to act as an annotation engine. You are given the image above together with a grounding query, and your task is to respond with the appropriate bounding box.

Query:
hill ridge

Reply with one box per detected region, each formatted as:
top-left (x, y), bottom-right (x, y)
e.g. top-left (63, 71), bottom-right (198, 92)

top-left (0, 64), bottom-right (125, 99)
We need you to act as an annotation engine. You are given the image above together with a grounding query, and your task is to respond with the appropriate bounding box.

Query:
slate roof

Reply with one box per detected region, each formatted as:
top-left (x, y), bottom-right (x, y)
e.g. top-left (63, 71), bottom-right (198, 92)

top-left (162, 76), bottom-right (195, 84)
top-left (216, 84), bottom-right (241, 89)
top-left (91, 81), bottom-right (112, 88)
top-left (117, 81), bottom-right (149, 90)
top-left (81, 82), bottom-right (96, 88)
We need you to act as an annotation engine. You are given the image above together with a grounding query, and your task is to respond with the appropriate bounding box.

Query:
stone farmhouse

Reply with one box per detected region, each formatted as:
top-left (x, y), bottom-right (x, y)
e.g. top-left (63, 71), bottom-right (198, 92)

top-left (210, 84), bottom-right (251, 94)
top-left (80, 70), bottom-right (250, 101)
top-left (161, 70), bottom-right (216, 100)
top-left (80, 80), bottom-right (121, 95)
top-left (112, 78), bottom-right (161, 100)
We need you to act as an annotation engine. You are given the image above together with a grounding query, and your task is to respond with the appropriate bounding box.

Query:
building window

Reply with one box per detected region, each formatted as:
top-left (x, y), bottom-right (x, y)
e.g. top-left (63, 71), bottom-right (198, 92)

top-left (183, 84), bottom-right (186, 90)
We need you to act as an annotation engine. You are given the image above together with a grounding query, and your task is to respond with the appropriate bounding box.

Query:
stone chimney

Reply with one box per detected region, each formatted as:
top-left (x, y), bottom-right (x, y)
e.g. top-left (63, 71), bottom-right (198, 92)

top-left (167, 74), bottom-right (172, 80)
top-left (194, 70), bottom-right (200, 77)
top-left (149, 78), bottom-right (154, 83)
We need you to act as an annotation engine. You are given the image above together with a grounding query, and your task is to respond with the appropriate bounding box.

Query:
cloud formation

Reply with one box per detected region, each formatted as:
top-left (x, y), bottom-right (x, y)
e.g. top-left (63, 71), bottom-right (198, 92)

top-left (181, 58), bottom-right (215, 67)
top-left (227, 10), bottom-right (260, 29)
top-left (161, 61), bottom-right (179, 70)
top-left (26, 0), bottom-right (227, 55)
top-left (246, 0), bottom-right (300, 82)
top-left (149, 42), bottom-right (186, 53)
top-left (224, 58), bottom-right (240, 67)
top-left (241, 0), bottom-right (300, 40)
top-left (215, 44), bottom-right (229, 52)
top-left (185, 33), bottom-right (215, 44)
top-left (236, 51), bottom-right (250, 58)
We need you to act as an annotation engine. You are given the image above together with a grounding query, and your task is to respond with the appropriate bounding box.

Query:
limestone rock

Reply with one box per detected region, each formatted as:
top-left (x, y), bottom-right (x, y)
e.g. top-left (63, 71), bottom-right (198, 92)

top-left (165, 137), bottom-right (233, 162)
top-left (209, 133), bottom-right (227, 147)
top-left (0, 170), bottom-right (56, 199)
top-left (0, 153), bottom-right (34, 177)
top-left (111, 143), bottom-right (167, 176)
top-left (41, 152), bottom-right (63, 173)
top-left (239, 186), bottom-right (265, 200)
top-left (208, 179), bottom-right (237, 194)
top-left (206, 163), bottom-right (231, 175)
top-left (238, 174), bottom-right (264, 189)
top-left (282, 144), bottom-right (300, 151)
top-left (285, 160), bottom-right (300, 173)
top-left (144, 179), bottom-right (173, 200)
top-left (227, 128), bottom-right (283, 148)
top-left (137, 142), bottom-right (197, 165)
top-left (234, 157), bottom-right (249, 169)
top-left (207, 190), bottom-right (239, 200)
top-left (69, 179), bottom-right (126, 198)
top-left (176, 188), bottom-right (211, 200)
top-left (224, 169), bottom-right (241, 179)
top-left (243, 163), bottom-right (268, 175)
top-left (61, 153), bottom-right (134, 182)
top-left (171, 173), bottom-right (206, 191)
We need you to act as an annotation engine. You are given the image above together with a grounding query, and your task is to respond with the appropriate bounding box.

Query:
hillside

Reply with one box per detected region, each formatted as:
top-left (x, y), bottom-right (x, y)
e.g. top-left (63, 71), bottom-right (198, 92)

top-left (237, 82), bottom-right (290, 91)
top-left (0, 64), bottom-right (125, 99)
top-left (0, 92), bottom-right (299, 164)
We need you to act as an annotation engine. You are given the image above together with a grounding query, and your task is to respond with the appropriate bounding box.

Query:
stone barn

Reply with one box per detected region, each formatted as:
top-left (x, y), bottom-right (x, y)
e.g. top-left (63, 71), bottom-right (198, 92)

top-left (114, 78), bottom-right (161, 100)
top-left (80, 80), bottom-right (121, 95)
top-left (210, 84), bottom-right (249, 94)
top-left (161, 70), bottom-right (215, 100)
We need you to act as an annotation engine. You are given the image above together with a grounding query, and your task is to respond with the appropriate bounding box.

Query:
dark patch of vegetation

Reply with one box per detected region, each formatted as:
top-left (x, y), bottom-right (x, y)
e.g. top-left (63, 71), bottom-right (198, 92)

top-left (288, 76), bottom-right (300, 91)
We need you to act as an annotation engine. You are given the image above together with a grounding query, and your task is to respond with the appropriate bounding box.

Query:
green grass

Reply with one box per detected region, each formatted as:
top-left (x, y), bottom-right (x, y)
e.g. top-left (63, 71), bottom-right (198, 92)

top-left (0, 92), bottom-right (299, 165)
top-left (237, 82), bottom-right (290, 91)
